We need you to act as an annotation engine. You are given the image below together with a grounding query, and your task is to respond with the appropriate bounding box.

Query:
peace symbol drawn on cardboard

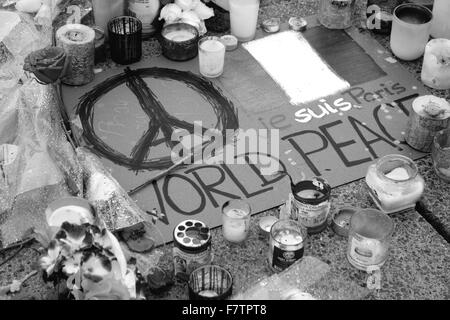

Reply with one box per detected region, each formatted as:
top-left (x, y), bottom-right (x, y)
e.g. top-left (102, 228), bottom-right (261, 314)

top-left (76, 67), bottom-right (239, 171)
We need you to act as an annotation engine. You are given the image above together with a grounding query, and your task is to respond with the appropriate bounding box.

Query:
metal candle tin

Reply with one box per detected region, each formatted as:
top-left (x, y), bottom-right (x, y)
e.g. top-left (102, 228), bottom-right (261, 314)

top-left (173, 219), bottom-right (212, 281)
top-left (291, 177), bottom-right (332, 234)
top-left (288, 17), bottom-right (308, 31)
top-left (262, 18), bottom-right (281, 33)
top-left (331, 206), bottom-right (357, 237)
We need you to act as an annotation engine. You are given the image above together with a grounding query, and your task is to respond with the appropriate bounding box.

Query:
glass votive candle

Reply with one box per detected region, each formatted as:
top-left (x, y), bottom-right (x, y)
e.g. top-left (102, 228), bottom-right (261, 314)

top-left (268, 220), bottom-right (307, 273)
top-left (432, 128), bottom-right (450, 183)
top-left (347, 209), bottom-right (394, 271)
top-left (198, 36), bottom-right (226, 78)
top-left (421, 39), bottom-right (450, 90)
top-left (221, 199), bottom-right (251, 243)
top-left (318, 0), bottom-right (355, 30)
top-left (291, 177), bottom-right (331, 235)
top-left (188, 265), bottom-right (233, 300)
top-left (160, 23), bottom-right (199, 61)
top-left (108, 16), bottom-right (142, 65)
top-left (365, 154), bottom-right (425, 214)
top-left (229, 0), bottom-right (260, 42)
top-left (390, 3), bottom-right (432, 61)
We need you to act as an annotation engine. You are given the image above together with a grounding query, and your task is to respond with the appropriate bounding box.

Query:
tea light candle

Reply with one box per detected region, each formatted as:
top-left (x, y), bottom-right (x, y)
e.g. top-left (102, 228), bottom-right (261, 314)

top-left (421, 39), bottom-right (450, 90)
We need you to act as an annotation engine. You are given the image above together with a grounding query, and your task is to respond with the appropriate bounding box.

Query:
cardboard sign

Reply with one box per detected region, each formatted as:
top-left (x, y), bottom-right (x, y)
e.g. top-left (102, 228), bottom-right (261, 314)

top-left (62, 19), bottom-right (429, 244)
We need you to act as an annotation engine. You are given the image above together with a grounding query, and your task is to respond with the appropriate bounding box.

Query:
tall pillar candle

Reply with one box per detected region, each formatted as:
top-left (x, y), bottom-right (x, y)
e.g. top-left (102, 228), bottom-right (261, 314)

top-left (56, 24), bottom-right (95, 86)
top-left (405, 95), bottom-right (450, 152)
top-left (421, 38), bottom-right (450, 90)
top-left (229, 0), bottom-right (260, 42)
top-left (430, 0), bottom-right (450, 39)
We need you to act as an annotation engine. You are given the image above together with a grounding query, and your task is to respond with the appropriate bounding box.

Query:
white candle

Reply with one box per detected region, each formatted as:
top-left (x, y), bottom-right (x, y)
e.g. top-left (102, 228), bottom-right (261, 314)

top-left (421, 39), bottom-right (450, 90)
top-left (229, 0), bottom-right (260, 42)
top-left (198, 37), bottom-right (226, 78)
top-left (164, 29), bottom-right (196, 42)
top-left (430, 0), bottom-right (450, 39)
top-left (222, 208), bottom-right (250, 243)
top-left (92, 0), bottom-right (124, 39)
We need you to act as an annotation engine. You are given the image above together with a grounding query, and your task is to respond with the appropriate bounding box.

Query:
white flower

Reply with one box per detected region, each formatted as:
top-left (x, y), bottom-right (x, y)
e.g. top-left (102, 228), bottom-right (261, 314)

top-left (175, 0), bottom-right (200, 11)
top-left (40, 240), bottom-right (61, 275)
top-left (159, 3), bottom-right (183, 23)
top-left (62, 252), bottom-right (82, 275)
top-left (180, 10), bottom-right (202, 28)
top-left (193, 2), bottom-right (214, 20)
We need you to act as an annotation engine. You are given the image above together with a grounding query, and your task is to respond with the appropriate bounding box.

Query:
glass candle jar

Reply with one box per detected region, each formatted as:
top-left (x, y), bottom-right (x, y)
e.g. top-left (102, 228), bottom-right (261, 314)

top-left (430, 0), bottom-right (450, 39)
top-left (188, 265), bottom-right (233, 300)
top-left (268, 220), bottom-right (307, 272)
top-left (222, 200), bottom-right (251, 243)
top-left (173, 219), bottom-right (212, 281)
top-left (390, 3), bottom-right (433, 61)
top-left (365, 154), bottom-right (425, 214)
top-left (319, 0), bottom-right (355, 30)
top-left (421, 39), bottom-right (450, 90)
top-left (432, 128), bottom-right (450, 183)
top-left (291, 177), bottom-right (331, 234)
top-left (347, 208), bottom-right (394, 271)
top-left (160, 23), bottom-right (199, 61)
top-left (229, 0), bottom-right (260, 42)
top-left (198, 36), bottom-right (226, 78)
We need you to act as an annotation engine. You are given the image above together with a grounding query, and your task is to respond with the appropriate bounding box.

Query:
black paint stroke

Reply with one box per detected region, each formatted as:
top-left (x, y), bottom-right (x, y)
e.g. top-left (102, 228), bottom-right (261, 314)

top-left (76, 67), bottom-right (239, 171)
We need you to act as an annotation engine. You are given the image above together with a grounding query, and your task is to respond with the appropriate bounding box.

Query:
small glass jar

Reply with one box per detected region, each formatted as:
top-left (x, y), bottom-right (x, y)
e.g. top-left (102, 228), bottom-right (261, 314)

top-left (431, 128), bottom-right (450, 183)
top-left (198, 36), bottom-right (226, 78)
top-left (291, 177), bottom-right (331, 234)
top-left (365, 154), bottom-right (425, 214)
top-left (222, 200), bottom-right (251, 243)
top-left (268, 220), bottom-right (307, 272)
top-left (319, 0), bottom-right (355, 29)
top-left (347, 208), bottom-right (394, 271)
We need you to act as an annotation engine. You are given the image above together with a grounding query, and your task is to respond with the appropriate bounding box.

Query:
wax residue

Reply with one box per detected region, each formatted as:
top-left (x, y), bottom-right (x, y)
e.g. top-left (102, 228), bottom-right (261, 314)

top-left (385, 167), bottom-right (410, 180)
top-left (243, 31), bottom-right (350, 105)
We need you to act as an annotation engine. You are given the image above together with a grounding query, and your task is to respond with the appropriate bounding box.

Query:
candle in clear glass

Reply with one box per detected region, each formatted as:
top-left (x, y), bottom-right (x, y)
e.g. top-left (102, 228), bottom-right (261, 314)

top-left (421, 39), bottom-right (450, 90)
top-left (390, 3), bottom-right (432, 61)
top-left (432, 129), bottom-right (450, 183)
top-left (229, 0), bottom-right (260, 42)
top-left (430, 0), bottom-right (450, 39)
top-left (365, 154), bottom-right (425, 213)
top-left (222, 200), bottom-right (251, 243)
top-left (347, 209), bottom-right (394, 271)
top-left (198, 36), bottom-right (226, 78)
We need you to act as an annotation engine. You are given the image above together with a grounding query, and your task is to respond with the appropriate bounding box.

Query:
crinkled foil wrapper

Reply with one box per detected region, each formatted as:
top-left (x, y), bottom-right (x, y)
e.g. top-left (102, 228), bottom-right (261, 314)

top-left (0, 80), bottom-right (83, 248)
top-left (76, 147), bottom-right (152, 231)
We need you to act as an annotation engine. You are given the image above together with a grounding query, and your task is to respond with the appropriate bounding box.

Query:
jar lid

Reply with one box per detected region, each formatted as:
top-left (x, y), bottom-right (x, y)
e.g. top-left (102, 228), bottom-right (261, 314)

top-left (291, 177), bottom-right (331, 205)
top-left (173, 219), bottom-right (211, 252)
top-left (220, 35), bottom-right (238, 51)
top-left (258, 216), bottom-right (278, 236)
top-left (331, 206), bottom-right (357, 237)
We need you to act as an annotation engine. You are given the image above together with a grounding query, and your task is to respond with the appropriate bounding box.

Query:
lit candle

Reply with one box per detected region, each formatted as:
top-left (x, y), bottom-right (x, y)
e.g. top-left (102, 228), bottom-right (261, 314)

top-left (268, 220), bottom-right (307, 272)
top-left (221, 200), bottom-right (251, 243)
top-left (421, 39), bottom-right (450, 90)
top-left (198, 290), bottom-right (219, 298)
